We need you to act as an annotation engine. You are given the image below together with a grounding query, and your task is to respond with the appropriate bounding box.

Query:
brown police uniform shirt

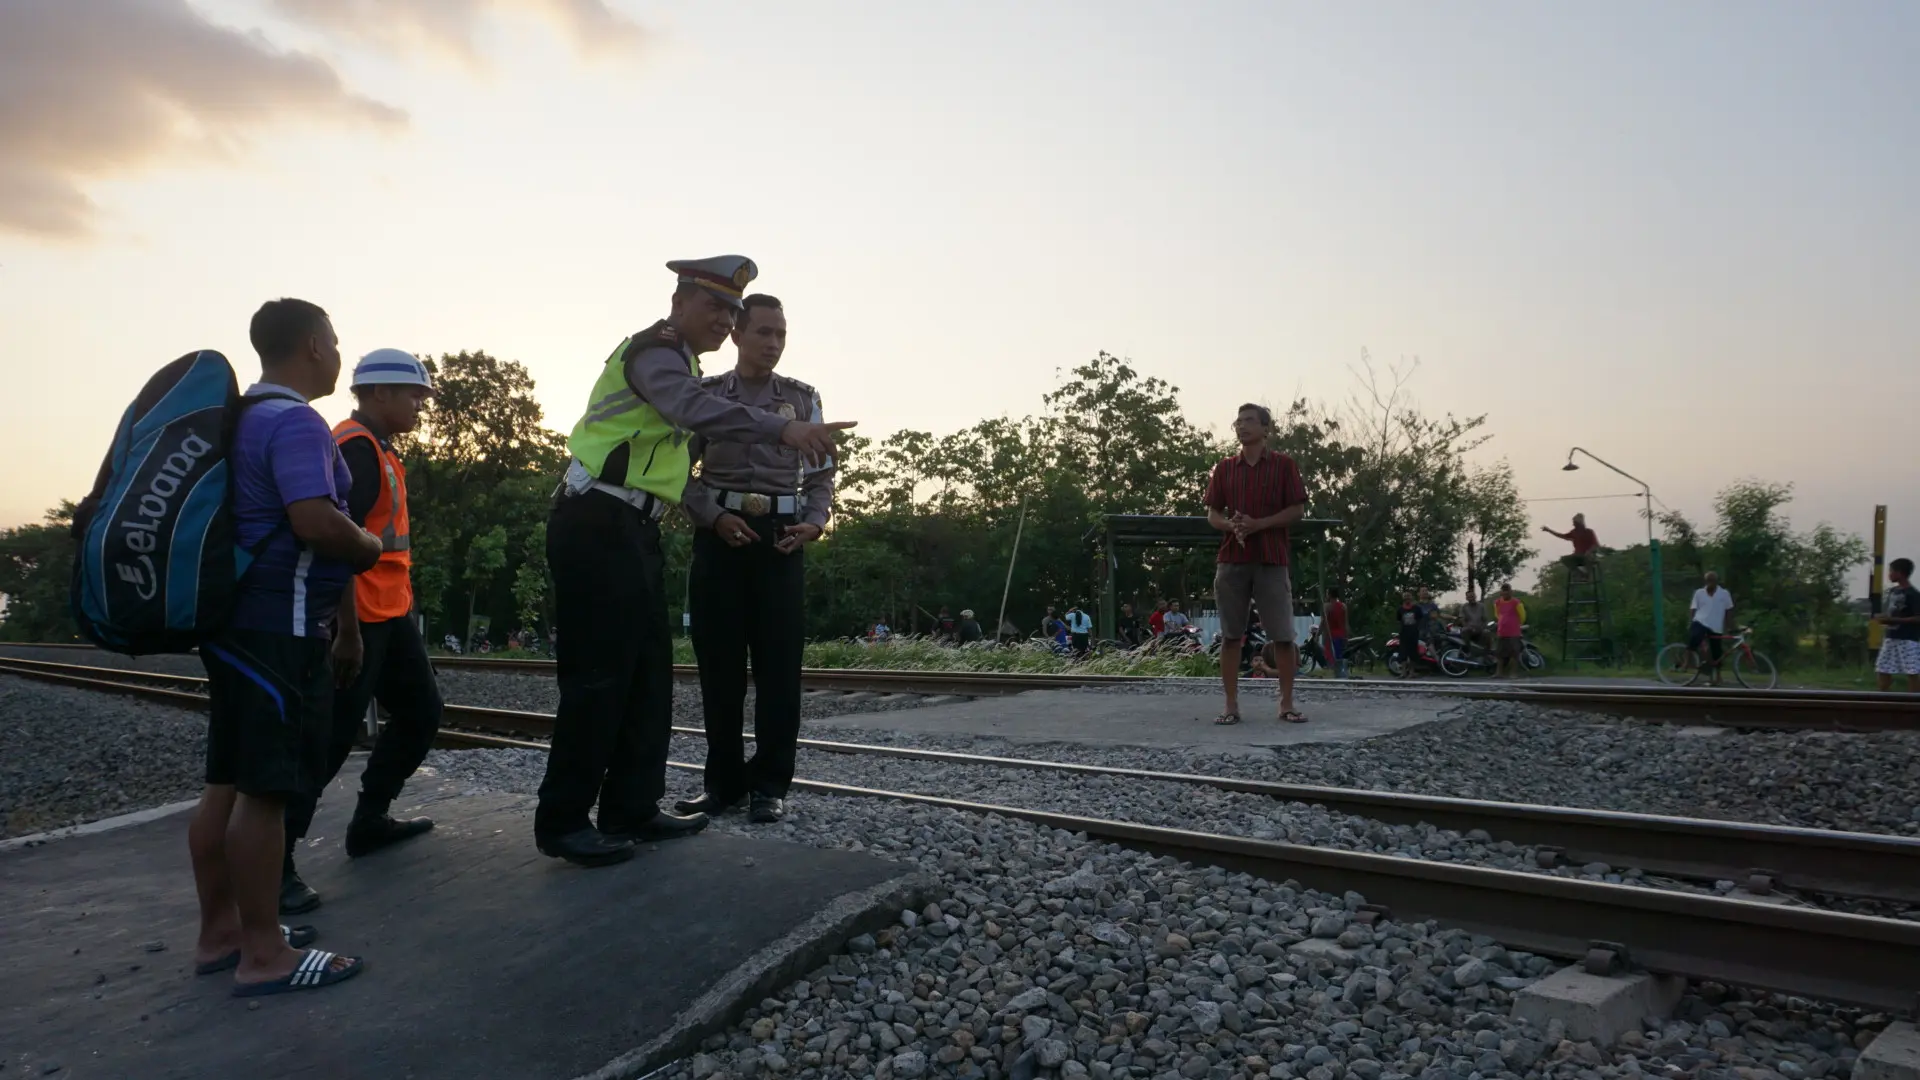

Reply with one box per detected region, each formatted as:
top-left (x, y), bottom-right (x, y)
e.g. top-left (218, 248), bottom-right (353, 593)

top-left (681, 370), bottom-right (834, 529)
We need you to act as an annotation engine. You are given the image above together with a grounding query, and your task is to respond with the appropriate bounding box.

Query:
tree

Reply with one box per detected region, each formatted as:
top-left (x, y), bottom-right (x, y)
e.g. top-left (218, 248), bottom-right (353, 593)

top-left (399, 350), bottom-right (570, 645)
top-left (510, 522), bottom-right (550, 637)
top-left (0, 502), bottom-right (79, 642)
top-left (1268, 356), bottom-right (1535, 635)
top-left (461, 525), bottom-right (508, 643)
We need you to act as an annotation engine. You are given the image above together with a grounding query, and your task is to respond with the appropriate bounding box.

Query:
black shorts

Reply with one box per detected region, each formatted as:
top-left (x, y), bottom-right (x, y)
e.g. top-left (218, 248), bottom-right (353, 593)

top-left (1687, 621), bottom-right (1724, 658)
top-left (201, 628), bottom-right (334, 800)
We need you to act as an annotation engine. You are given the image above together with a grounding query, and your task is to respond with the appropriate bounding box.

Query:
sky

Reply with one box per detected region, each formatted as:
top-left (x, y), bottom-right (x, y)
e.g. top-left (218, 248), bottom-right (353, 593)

top-left (1, 0), bottom-right (1913, 593)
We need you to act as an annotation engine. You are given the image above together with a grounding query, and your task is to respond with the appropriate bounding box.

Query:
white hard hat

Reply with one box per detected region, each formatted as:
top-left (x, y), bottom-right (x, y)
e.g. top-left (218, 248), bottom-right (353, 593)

top-left (351, 348), bottom-right (434, 391)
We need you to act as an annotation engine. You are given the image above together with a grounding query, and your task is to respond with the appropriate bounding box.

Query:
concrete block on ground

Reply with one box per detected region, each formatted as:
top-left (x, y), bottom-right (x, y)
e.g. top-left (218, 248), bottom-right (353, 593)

top-left (1859, 1022), bottom-right (1920, 1080)
top-left (1512, 964), bottom-right (1685, 1045)
top-left (2, 765), bottom-right (933, 1080)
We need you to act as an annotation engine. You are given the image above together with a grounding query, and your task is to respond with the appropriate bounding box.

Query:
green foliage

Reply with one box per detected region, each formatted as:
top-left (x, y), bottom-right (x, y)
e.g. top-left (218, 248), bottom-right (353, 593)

top-left (510, 522), bottom-right (550, 633)
top-left (1, 347), bottom-right (1543, 657)
top-left (398, 350), bottom-right (568, 642)
top-left (1529, 480), bottom-right (1868, 669)
top-left (1264, 357), bottom-right (1535, 637)
top-left (825, 353), bottom-right (1225, 637)
top-left (0, 502), bottom-right (80, 642)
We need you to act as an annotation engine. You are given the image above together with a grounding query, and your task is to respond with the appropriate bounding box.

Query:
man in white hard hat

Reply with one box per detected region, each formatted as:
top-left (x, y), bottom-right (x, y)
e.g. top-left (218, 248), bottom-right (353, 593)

top-left (280, 349), bottom-right (443, 914)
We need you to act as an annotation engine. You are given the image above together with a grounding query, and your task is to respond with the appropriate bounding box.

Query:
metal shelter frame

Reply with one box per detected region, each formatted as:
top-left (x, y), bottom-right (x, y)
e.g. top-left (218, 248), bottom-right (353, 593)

top-left (1088, 514), bottom-right (1345, 639)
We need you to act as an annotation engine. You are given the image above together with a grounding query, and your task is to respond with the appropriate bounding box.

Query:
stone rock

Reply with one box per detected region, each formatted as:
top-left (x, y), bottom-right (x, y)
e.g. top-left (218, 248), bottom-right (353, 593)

top-left (1008, 987), bottom-right (1048, 1011)
top-left (890, 1050), bottom-right (929, 1078)
top-left (1022, 1015), bottom-right (1053, 1044)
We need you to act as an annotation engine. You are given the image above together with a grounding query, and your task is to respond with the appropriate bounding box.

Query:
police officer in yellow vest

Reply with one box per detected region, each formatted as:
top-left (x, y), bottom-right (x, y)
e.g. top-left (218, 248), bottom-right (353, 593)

top-left (282, 349), bottom-right (443, 912)
top-left (675, 294), bottom-right (832, 825)
top-left (534, 256), bottom-right (853, 867)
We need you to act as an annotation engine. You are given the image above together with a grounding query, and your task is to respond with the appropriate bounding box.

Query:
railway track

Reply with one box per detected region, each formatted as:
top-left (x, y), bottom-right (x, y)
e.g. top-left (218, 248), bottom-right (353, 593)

top-left (12, 643), bottom-right (1920, 729)
top-left (7, 655), bottom-right (1920, 1012)
top-left (5, 653), bottom-right (1920, 904)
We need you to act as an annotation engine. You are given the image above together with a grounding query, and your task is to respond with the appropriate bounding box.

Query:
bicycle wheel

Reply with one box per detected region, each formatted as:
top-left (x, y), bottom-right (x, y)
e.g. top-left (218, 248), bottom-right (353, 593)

top-left (1734, 648), bottom-right (1777, 690)
top-left (1656, 643), bottom-right (1703, 687)
top-left (1439, 648), bottom-right (1472, 678)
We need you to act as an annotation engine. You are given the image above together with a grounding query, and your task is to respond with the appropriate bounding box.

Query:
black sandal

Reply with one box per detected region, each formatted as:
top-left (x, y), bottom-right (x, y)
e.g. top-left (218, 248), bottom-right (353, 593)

top-left (1213, 712), bottom-right (1242, 725)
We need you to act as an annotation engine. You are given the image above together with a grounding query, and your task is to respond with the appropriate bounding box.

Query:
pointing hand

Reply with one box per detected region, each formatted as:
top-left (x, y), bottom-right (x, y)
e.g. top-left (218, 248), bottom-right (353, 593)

top-left (780, 420), bottom-right (857, 467)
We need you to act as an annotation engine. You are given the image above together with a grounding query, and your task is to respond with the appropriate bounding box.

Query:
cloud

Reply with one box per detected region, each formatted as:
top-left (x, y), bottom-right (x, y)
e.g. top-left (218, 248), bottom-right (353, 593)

top-left (270, 0), bottom-right (645, 64)
top-left (0, 0), bottom-right (405, 240)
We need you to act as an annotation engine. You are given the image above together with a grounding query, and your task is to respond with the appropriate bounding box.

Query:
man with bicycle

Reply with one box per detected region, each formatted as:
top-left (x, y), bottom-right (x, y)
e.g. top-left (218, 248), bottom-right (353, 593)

top-left (1686, 571), bottom-right (1735, 685)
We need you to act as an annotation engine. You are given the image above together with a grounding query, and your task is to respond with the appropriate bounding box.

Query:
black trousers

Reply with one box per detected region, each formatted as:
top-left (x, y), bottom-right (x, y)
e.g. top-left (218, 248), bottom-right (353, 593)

top-left (285, 613), bottom-right (444, 842)
top-left (690, 516), bottom-right (805, 800)
top-left (534, 491), bottom-right (673, 838)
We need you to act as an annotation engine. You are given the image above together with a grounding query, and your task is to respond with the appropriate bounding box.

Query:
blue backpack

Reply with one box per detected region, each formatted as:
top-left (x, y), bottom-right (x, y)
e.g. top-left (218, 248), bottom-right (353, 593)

top-left (70, 351), bottom-right (286, 654)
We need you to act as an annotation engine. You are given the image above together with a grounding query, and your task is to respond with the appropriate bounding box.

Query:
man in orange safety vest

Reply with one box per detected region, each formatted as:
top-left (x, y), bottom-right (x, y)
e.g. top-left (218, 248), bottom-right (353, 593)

top-left (281, 349), bottom-right (444, 914)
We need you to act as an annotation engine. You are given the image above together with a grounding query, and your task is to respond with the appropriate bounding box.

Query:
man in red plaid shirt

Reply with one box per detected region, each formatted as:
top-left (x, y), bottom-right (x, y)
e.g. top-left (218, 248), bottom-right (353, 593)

top-left (1206, 404), bottom-right (1309, 724)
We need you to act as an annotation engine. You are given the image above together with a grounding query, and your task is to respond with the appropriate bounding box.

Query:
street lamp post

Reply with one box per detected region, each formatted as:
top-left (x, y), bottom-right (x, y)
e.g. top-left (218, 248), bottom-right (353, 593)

top-left (1561, 448), bottom-right (1663, 653)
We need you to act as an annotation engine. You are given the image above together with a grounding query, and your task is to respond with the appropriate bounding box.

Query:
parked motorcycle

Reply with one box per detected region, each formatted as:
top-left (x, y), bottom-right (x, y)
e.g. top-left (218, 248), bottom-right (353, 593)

top-left (1437, 621), bottom-right (1547, 676)
top-left (1383, 632), bottom-right (1449, 677)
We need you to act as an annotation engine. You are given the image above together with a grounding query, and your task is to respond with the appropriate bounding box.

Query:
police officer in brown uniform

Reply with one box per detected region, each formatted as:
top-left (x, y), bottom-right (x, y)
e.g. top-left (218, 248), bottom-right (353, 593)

top-left (675, 295), bottom-right (830, 823)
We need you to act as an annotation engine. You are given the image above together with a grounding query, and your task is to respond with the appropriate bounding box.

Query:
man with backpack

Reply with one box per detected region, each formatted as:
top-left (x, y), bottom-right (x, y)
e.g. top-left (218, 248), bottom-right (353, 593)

top-left (192, 299), bottom-right (380, 995)
top-left (279, 349), bottom-right (444, 914)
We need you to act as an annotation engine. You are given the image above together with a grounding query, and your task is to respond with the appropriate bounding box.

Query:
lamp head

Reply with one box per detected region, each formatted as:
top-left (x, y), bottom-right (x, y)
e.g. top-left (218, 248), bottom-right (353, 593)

top-left (1562, 461), bottom-right (1580, 472)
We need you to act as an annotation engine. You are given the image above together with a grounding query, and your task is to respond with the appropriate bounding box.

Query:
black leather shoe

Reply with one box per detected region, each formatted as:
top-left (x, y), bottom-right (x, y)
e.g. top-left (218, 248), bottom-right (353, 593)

top-left (345, 814), bottom-right (434, 858)
top-left (279, 867), bottom-right (321, 915)
top-left (749, 795), bottom-right (786, 824)
top-left (601, 810), bottom-right (708, 844)
top-left (536, 827), bottom-right (635, 867)
top-left (673, 791), bottom-right (743, 816)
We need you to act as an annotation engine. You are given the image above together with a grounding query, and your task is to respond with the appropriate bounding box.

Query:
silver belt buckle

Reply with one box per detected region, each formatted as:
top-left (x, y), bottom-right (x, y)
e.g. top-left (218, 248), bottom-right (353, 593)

top-left (741, 492), bottom-right (770, 516)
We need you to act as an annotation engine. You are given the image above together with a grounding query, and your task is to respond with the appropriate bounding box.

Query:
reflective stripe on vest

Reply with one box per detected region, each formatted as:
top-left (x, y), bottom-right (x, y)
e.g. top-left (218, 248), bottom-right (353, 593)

top-left (566, 334), bottom-right (697, 505)
top-left (332, 419), bottom-right (414, 622)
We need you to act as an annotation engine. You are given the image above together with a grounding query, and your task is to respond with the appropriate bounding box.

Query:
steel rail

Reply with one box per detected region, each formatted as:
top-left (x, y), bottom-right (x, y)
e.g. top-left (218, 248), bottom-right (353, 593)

top-left (430, 725), bottom-right (1920, 1012)
top-left (9, 645), bottom-right (1919, 729)
top-left (424, 656), bottom-right (1920, 731)
top-left (10, 658), bottom-right (1918, 907)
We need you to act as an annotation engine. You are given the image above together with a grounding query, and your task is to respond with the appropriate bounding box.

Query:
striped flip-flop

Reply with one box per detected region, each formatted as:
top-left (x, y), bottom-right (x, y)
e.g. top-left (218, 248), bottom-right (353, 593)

top-left (194, 925), bottom-right (319, 975)
top-left (230, 949), bottom-right (364, 997)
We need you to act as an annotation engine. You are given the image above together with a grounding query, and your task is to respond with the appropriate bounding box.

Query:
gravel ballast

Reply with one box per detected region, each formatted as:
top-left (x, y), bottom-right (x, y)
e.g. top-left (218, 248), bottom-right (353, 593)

top-left (656, 800), bottom-right (1889, 1080)
top-left (0, 675), bottom-right (205, 838)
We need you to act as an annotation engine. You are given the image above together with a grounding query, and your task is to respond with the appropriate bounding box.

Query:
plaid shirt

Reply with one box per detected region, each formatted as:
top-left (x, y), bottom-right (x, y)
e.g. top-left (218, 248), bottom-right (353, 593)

top-left (1205, 448), bottom-right (1307, 565)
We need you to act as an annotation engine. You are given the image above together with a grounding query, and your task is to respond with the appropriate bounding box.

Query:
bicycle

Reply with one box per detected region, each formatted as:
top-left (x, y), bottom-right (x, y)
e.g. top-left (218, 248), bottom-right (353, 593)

top-left (1656, 626), bottom-right (1776, 690)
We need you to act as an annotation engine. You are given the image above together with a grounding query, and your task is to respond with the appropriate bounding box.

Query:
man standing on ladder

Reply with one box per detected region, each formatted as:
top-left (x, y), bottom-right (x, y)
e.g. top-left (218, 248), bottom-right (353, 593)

top-left (281, 349), bottom-right (443, 914)
top-left (674, 293), bottom-right (835, 825)
top-left (533, 257), bottom-right (853, 867)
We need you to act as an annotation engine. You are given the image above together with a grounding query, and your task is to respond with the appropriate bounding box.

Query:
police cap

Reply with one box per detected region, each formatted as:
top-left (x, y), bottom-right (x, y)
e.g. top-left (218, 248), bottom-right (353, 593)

top-left (667, 255), bottom-right (757, 310)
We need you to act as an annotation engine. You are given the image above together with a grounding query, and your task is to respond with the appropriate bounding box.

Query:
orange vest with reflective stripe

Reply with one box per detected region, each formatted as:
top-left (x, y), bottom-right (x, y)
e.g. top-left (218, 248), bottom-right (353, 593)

top-left (333, 418), bottom-right (413, 621)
